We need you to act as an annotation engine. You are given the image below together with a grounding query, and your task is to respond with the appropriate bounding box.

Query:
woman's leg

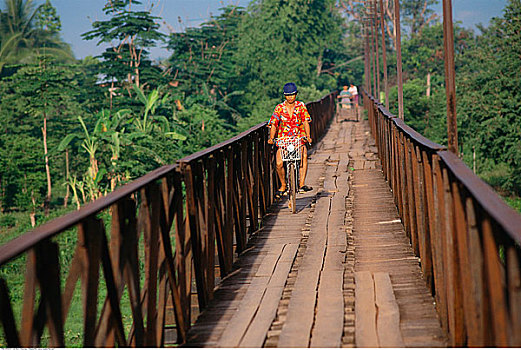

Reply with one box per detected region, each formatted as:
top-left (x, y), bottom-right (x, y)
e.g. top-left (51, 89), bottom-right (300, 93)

top-left (299, 145), bottom-right (308, 188)
top-left (276, 148), bottom-right (286, 191)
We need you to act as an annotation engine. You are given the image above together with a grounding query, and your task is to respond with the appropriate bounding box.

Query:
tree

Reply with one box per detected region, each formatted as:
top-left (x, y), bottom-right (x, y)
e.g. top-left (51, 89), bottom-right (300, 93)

top-left (82, 0), bottom-right (165, 96)
top-left (166, 5), bottom-right (246, 122)
top-left (0, 55), bottom-right (81, 212)
top-left (234, 0), bottom-right (344, 121)
top-left (337, 0), bottom-right (438, 46)
top-left (34, 0), bottom-right (60, 32)
top-left (455, 0), bottom-right (521, 194)
top-left (0, 0), bottom-right (74, 73)
top-left (401, 0), bottom-right (438, 36)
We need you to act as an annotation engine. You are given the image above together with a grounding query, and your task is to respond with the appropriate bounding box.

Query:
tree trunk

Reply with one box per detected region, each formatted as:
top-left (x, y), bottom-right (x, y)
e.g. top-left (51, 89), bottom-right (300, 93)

top-left (42, 114), bottom-right (52, 214)
top-left (30, 212), bottom-right (36, 227)
top-left (426, 71), bottom-right (431, 97)
top-left (317, 51), bottom-right (323, 77)
top-left (0, 177), bottom-right (3, 212)
top-left (473, 146), bottom-right (476, 173)
top-left (30, 190), bottom-right (37, 227)
top-left (64, 148), bottom-right (70, 208)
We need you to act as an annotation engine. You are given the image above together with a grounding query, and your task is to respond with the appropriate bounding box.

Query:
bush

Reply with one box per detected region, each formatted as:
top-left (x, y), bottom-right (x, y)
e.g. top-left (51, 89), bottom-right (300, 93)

top-left (0, 214), bottom-right (16, 228)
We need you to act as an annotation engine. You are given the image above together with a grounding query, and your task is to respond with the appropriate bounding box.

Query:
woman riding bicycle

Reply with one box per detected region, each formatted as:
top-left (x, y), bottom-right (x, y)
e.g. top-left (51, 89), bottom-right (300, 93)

top-left (267, 82), bottom-right (313, 199)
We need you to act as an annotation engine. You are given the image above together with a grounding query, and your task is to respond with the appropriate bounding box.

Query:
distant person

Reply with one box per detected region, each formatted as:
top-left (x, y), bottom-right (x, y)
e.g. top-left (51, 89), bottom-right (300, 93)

top-left (338, 85), bottom-right (352, 109)
top-left (348, 84), bottom-right (358, 109)
top-left (267, 82), bottom-right (313, 198)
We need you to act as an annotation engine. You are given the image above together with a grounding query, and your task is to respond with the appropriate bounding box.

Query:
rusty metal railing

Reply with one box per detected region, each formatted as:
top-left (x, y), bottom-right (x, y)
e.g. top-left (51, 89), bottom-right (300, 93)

top-left (0, 92), bottom-right (337, 347)
top-left (363, 89), bottom-right (521, 347)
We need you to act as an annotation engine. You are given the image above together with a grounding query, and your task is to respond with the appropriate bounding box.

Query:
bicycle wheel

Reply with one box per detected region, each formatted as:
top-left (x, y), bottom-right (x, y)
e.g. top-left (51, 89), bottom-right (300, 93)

top-left (288, 163), bottom-right (297, 213)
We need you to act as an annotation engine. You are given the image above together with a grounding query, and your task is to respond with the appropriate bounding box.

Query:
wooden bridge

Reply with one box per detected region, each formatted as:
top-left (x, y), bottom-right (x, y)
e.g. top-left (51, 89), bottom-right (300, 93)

top-left (1, 91), bottom-right (521, 347)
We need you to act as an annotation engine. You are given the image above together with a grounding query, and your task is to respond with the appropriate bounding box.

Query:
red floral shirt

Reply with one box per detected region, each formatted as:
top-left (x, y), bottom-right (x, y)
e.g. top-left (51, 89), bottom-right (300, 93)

top-left (268, 100), bottom-right (311, 140)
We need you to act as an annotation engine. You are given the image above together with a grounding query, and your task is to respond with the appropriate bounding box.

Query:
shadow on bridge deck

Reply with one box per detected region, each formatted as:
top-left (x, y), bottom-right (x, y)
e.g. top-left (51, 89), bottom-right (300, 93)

top-left (175, 107), bottom-right (447, 347)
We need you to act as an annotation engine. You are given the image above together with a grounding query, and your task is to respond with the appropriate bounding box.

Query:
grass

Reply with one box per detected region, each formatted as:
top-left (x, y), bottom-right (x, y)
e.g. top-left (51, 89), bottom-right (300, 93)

top-left (503, 196), bottom-right (521, 213)
top-left (476, 162), bottom-right (521, 214)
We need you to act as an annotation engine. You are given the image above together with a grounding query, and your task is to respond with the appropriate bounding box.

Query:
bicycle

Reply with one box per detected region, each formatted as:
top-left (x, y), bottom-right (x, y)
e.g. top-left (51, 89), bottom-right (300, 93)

top-left (275, 136), bottom-right (306, 213)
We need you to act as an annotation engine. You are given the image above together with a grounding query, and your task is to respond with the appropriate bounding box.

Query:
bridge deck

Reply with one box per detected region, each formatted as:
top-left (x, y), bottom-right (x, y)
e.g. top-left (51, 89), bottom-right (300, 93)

top-left (178, 108), bottom-right (447, 347)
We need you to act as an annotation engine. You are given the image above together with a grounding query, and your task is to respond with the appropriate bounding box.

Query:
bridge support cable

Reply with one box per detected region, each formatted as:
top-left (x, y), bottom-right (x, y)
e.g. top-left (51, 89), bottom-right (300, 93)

top-left (369, 2), bottom-right (377, 97)
top-left (372, 0), bottom-right (381, 100)
top-left (442, 0), bottom-right (459, 155)
top-left (393, 0), bottom-right (405, 120)
top-left (378, 0), bottom-right (389, 110)
top-left (363, 18), bottom-right (372, 95)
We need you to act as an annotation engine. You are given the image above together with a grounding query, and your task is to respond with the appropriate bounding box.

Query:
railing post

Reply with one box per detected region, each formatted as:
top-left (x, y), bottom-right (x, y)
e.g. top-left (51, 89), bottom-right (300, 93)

top-left (464, 198), bottom-right (487, 346)
top-left (432, 155), bottom-right (448, 331)
top-left (442, 168), bottom-right (465, 346)
top-left (482, 217), bottom-right (509, 346)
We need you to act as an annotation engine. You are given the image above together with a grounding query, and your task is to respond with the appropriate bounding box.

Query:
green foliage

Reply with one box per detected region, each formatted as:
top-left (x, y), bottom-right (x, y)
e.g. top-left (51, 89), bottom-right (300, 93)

top-left (337, 21), bottom-right (365, 87)
top-left (167, 6), bottom-right (244, 96)
top-left (0, 56), bottom-right (82, 210)
top-left (455, 0), bottom-right (521, 195)
top-left (503, 196), bottom-right (521, 213)
top-left (401, 0), bottom-right (438, 35)
top-left (0, 0), bottom-right (74, 72)
top-left (0, 213), bottom-right (16, 228)
top-left (81, 0), bottom-right (165, 93)
top-left (297, 84), bottom-right (331, 103)
top-left (174, 102), bottom-right (234, 155)
top-left (384, 0), bottom-right (521, 200)
top-left (233, 0), bottom-right (344, 118)
top-left (34, 0), bottom-right (60, 33)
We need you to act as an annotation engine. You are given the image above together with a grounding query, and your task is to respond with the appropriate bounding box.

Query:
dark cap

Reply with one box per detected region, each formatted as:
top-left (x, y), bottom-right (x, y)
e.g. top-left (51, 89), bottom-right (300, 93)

top-left (283, 82), bottom-right (298, 95)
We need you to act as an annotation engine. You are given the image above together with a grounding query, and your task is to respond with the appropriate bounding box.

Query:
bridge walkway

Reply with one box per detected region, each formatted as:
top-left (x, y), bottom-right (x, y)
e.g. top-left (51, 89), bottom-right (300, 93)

top-left (179, 107), bottom-right (447, 347)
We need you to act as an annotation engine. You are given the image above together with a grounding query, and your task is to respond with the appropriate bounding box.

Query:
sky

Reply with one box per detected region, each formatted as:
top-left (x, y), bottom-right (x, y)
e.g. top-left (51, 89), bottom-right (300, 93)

top-left (26, 0), bottom-right (509, 61)
top-left (432, 0), bottom-right (507, 29)
top-left (34, 0), bottom-right (252, 61)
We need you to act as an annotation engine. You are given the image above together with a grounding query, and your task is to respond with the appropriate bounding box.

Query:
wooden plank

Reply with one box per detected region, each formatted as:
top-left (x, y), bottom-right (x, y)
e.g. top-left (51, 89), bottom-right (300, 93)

top-left (205, 157), bottom-right (216, 295)
top-left (268, 244), bottom-right (298, 285)
top-left (239, 244), bottom-right (298, 347)
top-left (143, 185), bottom-right (161, 345)
top-left (255, 244), bottom-right (284, 277)
top-left (277, 292), bottom-right (317, 348)
top-left (272, 192), bottom-right (324, 349)
top-left (507, 246), bottom-right (521, 346)
top-left (217, 245), bottom-right (296, 348)
top-left (217, 276), bottom-right (270, 348)
top-left (442, 167), bottom-right (465, 347)
top-left (482, 217), bottom-right (509, 346)
top-left (373, 272), bottom-right (405, 347)
top-left (432, 155), bottom-right (448, 331)
top-left (79, 218), bottom-right (102, 347)
top-left (310, 269), bottom-right (344, 347)
top-left (35, 241), bottom-right (65, 347)
top-left (21, 249), bottom-right (37, 346)
top-left (323, 247), bottom-right (344, 271)
top-left (355, 271), bottom-right (379, 347)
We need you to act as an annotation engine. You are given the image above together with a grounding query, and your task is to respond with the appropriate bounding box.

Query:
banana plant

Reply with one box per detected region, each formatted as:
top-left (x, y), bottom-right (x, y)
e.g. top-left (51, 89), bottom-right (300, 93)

top-left (64, 175), bottom-right (82, 210)
top-left (132, 84), bottom-right (187, 140)
top-left (59, 116), bottom-right (104, 201)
